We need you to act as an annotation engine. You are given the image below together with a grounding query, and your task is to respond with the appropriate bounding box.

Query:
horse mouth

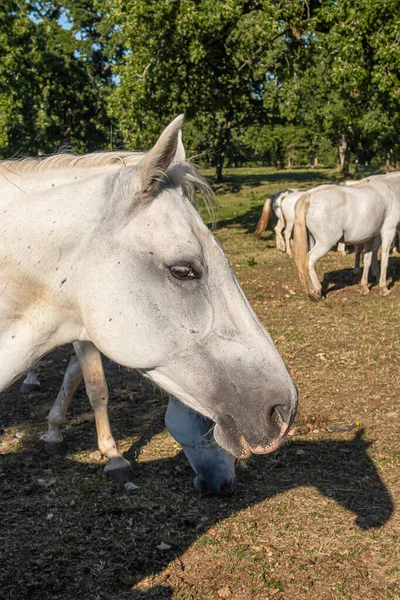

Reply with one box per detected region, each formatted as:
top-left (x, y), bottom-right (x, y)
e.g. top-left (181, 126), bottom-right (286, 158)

top-left (214, 411), bottom-right (291, 459)
top-left (247, 419), bottom-right (290, 454)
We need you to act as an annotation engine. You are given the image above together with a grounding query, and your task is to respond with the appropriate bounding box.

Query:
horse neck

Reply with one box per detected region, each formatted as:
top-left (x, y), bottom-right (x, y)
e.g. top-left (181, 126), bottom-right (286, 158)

top-left (0, 167), bottom-right (127, 283)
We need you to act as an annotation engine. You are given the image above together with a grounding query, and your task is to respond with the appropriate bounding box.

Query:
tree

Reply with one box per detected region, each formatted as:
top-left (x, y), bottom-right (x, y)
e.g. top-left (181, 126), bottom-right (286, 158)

top-left (106, 0), bottom-right (310, 180)
top-left (0, 1), bottom-right (111, 157)
top-left (279, 0), bottom-right (400, 172)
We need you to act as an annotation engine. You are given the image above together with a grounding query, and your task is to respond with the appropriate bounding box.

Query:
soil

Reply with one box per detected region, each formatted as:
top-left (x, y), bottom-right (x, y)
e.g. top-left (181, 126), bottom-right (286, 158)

top-left (1, 167), bottom-right (399, 600)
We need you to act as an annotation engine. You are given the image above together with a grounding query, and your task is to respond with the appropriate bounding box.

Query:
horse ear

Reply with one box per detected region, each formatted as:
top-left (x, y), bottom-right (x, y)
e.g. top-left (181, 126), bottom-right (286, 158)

top-left (175, 129), bottom-right (186, 162)
top-left (139, 115), bottom-right (184, 196)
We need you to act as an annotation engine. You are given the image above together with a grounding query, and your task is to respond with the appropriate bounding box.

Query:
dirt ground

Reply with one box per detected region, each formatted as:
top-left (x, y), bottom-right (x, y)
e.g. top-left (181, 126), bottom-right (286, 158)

top-left (1, 167), bottom-right (399, 600)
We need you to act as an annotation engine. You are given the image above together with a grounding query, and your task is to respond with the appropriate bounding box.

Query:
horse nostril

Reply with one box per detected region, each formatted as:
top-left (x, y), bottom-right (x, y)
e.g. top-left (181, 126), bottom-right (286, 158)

top-left (220, 482), bottom-right (234, 497)
top-left (269, 404), bottom-right (291, 427)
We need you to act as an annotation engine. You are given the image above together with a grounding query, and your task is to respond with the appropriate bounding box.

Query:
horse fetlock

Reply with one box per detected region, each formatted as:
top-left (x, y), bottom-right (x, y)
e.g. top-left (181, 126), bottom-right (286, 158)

top-left (309, 289), bottom-right (322, 301)
top-left (104, 456), bottom-right (135, 483)
top-left (40, 431), bottom-right (64, 443)
top-left (379, 285), bottom-right (391, 296)
top-left (360, 284), bottom-right (370, 296)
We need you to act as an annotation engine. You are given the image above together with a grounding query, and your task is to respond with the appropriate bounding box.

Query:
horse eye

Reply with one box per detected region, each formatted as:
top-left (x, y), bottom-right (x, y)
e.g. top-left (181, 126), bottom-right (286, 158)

top-left (170, 265), bottom-right (197, 279)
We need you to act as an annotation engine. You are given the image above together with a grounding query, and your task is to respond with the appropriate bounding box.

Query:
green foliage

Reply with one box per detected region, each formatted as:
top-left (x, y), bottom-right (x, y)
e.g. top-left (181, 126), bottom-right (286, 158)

top-left (1, 0), bottom-right (400, 174)
top-left (0, 1), bottom-right (111, 157)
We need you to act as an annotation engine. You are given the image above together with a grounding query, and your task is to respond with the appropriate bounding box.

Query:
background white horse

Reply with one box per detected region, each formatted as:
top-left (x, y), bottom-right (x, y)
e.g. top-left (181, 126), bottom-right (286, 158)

top-left (1, 115), bottom-right (297, 458)
top-left (255, 184), bottom-right (362, 259)
top-left (255, 189), bottom-right (300, 250)
top-left (292, 173), bottom-right (400, 299)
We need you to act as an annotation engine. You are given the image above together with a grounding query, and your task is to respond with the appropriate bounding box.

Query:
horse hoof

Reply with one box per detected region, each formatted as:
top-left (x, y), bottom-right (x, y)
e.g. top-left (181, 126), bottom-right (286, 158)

top-left (360, 285), bottom-right (370, 296)
top-left (20, 382), bottom-right (41, 394)
top-left (309, 291), bottom-right (321, 302)
top-left (39, 439), bottom-right (67, 455)
top-left (104, 457), bottom-right (135, 483)
top-left (380, 286), bottom-right (391, 296)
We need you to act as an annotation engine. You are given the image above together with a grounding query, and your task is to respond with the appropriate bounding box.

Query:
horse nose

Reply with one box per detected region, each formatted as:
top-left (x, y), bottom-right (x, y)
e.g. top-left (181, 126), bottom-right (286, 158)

top-left (194, 477), bottom-right (209, 495)
top-left (194, 477), bottom-right (234, 497)
top-left (219, 482), bottom-right (234, 497)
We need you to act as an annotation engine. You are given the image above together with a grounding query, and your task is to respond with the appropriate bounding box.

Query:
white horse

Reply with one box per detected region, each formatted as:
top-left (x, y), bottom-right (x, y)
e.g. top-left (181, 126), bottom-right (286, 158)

top-left (255, 189), bottom-right (300, 250)
top-left (281, 180), bottom-right (375, 259)
top-left (0, 115), bottom-right (297, 458)
top-left (255, 185), bottom-right (360, 258)
top-left (292, 173), bottom-right (400, 299)
top-left (280, 190), bottom-right (307, 257)
top-left (281, 189), bottom-right (380, 287)
top-left (20, 356), bottom-right (236, 495)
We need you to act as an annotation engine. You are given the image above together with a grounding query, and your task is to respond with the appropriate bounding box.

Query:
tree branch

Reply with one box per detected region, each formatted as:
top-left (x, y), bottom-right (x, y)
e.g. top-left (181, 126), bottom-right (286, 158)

top-left (237, 30), bottom-right (288, 72)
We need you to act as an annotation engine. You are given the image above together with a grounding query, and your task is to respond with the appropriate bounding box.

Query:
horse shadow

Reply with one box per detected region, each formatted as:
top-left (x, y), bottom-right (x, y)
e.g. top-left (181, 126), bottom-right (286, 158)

top-left (212, 169), bottom-right (331, 195)
top-left (0, 421), bottom-right (394, 600)
top-left (322, 255), bottom-right (400, 296)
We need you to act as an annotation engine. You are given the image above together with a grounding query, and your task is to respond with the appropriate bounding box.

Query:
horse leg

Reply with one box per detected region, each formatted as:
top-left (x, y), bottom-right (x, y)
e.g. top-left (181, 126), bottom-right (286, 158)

top-left (73, 341), bottom-right (135, 482)
top-left (20, 364), bottom-right (41, 394)
top-left (307, 241), bottom-right (333, 299)
top-left (353, 244), bottom-right (363, 278)
top-left (371, 236), bottom-right (381, 281)
top-left (274, 217), bottom-right (285, 251)
top-left (360, 239), bottom-right (375, 295)
top-left (379, 229), bottom-right (396, 295)
top-left (39, 354), bottom-right (82, 453)
top-left (337, 242), bottom-right (346, 256)
top-left (284, 222), bottom-right (294, 258)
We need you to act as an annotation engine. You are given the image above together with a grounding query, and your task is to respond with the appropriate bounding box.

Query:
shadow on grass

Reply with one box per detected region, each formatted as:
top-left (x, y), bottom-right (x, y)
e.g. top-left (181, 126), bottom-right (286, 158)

top-left (213, 169), bottom-right (332, 195)
top-left (0, 395), bottom-right (394, 600)
top-left (322, 255), bottom-right (400, 296)
top-left (215, 203), bottom-right (278, 235)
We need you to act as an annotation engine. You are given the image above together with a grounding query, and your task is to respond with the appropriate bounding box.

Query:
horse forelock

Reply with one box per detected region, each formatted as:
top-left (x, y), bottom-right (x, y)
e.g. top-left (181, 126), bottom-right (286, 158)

top-left (165, 161), bottom-right (215, 224)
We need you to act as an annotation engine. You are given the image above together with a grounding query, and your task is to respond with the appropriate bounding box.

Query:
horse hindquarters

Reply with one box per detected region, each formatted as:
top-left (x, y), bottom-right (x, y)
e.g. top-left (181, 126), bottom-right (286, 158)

top-left (293, 194), bottom-right (342, 299)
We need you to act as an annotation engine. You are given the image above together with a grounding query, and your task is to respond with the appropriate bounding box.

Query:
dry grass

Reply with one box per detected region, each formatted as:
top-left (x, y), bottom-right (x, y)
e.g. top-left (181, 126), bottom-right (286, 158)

top-left (0, 166), bottom-right (399, 600)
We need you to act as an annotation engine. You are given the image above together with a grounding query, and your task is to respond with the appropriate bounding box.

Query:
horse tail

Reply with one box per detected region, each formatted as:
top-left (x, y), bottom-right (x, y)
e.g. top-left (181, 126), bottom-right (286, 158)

top-left (255, 197), bottom-right (272, 237)
top-left (292, 193), bottom-right (311, 295)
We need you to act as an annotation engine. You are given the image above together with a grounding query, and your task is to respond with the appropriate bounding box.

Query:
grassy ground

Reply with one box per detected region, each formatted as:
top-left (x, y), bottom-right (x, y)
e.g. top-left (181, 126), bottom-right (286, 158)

top-left (1, 167), bottom-right (399, 600)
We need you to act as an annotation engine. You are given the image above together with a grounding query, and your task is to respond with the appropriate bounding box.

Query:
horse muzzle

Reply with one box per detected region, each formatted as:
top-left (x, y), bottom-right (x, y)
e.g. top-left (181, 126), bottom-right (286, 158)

top-left (213, 389), bottom-right (298, 459)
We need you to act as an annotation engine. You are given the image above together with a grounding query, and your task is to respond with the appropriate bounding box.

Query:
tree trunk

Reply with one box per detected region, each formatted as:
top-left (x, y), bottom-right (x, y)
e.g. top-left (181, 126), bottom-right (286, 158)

top-left (214, 113), bottom-right (233, 182)
top-left (215, 152), bottom-right (225, 182)
top-left (60, 107), bottom-right (72, 149)
top-left (339, 135), bottom-right (349, 173)
top-left (386, 149), bottom-right (394, 169)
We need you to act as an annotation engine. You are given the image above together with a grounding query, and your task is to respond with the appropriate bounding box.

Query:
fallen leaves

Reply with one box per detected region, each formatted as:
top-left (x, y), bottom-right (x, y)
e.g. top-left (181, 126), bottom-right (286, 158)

top-left (217, 585), bottom-right (232, 598)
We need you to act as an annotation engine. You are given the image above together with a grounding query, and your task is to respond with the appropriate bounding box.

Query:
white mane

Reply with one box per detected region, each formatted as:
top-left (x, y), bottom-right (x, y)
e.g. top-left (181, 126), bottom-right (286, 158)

top-left (0, 151), bottom-right (146, 174)
top-left (0, 150), bottom-right (214, 219)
